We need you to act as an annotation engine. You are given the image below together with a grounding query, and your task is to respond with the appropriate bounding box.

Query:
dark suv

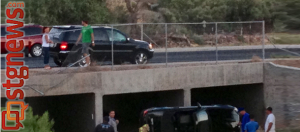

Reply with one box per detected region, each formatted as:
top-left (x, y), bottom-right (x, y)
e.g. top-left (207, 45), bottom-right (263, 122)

top-left (140, 104), bottom-right (240, 132)
top-left (49, 25), bottom-right (154, 67)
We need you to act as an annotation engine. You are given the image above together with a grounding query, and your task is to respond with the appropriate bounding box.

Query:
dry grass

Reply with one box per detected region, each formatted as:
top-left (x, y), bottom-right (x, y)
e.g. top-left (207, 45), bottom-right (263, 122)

top-left (272, 59), bottom-right (300, 68)
top-left (268, 33), bottom-right (300, 44)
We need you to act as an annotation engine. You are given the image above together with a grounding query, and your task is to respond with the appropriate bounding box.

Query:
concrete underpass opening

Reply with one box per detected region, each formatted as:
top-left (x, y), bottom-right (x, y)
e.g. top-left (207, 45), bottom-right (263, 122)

top-left (191, 83), bottom-right (265, 126)
top-left (18, 93), bottom-right (94, 132)
top-left (103, 90), bottom-right (184, 132)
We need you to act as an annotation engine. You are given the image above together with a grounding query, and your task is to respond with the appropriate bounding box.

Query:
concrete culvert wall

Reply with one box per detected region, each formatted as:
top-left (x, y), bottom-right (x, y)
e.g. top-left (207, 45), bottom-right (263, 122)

top-left (264, 63), bottom-right (300, 130)
top-left (191, 84), bottom-right (265, 127)
top-left (103, 90), bottom-right (184, 132)
top-left (24, 93), bottom-right (95, 132)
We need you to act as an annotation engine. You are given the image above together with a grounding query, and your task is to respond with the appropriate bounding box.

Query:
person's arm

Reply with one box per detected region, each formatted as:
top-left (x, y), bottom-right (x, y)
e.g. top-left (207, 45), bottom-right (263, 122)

top-left (266, 122), bottom-right (273, 132)
top-left (244, 124), bottom-right (248, 132)
top-left (91, 33), bottom-right (95, 46)
top-left (76, 33), bottom-right (82, 46)
top-left (90, 28), bottom-right (94, 46)
top-left (45, 35), bottom-right (53, 43)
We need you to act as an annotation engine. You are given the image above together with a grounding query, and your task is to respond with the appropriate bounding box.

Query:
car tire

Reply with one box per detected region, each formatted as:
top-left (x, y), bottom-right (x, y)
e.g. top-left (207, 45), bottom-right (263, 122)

top-left (53, 57), bottom-right (62, 67)
top-left (131, 50), bottom-right (148, 64)
top-left (30, 44), bottom-right (42, 57)
top-left (76, 55), bottom-right (90, 67)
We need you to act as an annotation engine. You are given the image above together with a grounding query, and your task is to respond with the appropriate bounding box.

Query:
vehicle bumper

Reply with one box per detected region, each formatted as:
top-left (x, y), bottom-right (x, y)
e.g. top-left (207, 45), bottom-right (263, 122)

top-left (148, 49), bottom-right (154, 59)
top-left (50, 51), bottom-right (74, 60)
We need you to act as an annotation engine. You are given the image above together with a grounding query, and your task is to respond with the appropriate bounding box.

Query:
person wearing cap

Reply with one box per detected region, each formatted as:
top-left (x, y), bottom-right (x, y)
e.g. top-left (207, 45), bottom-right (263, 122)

top-left (95, 116), bottom-right (114, 132)
top-left (239, 108), bottom-right (250, 132)
top-left (244, 114), bottom-right (259, 132)
top-left (264, 107), bottom-right (275, 132)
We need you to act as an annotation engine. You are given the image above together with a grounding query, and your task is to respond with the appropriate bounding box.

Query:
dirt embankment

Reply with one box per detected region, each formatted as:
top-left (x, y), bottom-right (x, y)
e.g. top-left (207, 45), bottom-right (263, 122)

top-left (272, 59), bottom-right (300, 68)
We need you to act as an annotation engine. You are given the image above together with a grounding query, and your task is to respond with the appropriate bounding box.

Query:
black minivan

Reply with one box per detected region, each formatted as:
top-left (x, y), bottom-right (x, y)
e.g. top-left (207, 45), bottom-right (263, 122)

top-left (49, 25), bottom-right (154, 67)
top-left (140, 104), bottom-right (240, 132)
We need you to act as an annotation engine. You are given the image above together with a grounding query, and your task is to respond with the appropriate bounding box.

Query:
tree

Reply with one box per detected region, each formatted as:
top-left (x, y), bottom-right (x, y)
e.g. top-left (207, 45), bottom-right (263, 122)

top-left (25, 0), bottom-right (113, 25)
top-left (1, 107), bottom-right (54, 132)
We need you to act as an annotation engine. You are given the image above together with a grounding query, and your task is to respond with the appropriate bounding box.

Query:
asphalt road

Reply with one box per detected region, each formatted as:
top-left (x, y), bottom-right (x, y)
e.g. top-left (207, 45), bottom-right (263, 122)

top-left (1, 48), bottom-right (300, 69)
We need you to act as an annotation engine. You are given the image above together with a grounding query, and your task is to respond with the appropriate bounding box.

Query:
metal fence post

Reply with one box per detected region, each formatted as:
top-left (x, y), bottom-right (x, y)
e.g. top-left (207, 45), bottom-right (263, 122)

top-left (262, 21), bottom-right (265, 62)
top-left (165, 23), bottom-right (168, 67)
top-left (111, 26), bottom-right (114, 70)
top-left (215, 23), bottom-right (218, 64)
top-left (141, 23), bottom-right (143, 40)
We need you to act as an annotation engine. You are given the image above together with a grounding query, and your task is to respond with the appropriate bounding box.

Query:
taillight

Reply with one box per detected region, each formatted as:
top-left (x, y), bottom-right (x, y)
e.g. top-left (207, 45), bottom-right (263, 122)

top-left (60, 41), bottom-right (67, 50)
top-left (143, 110), bottom-right (148, 116)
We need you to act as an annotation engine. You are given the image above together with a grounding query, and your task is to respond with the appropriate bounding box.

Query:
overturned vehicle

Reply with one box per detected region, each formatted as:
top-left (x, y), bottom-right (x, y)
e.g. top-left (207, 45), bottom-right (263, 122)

top-left (140, 104), bottom-right (240, 132)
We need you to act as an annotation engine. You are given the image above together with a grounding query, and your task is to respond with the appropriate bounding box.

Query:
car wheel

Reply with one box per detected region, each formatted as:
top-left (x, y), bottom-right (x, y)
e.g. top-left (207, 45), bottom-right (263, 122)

top-left (53, 57), bottom-right (62, 67)
top-left (132, 51), bottom-right (148, 64)
top-left (30, 44), bottom-right (42, 57)
top-left (77, 55), bottom-right (90, 67)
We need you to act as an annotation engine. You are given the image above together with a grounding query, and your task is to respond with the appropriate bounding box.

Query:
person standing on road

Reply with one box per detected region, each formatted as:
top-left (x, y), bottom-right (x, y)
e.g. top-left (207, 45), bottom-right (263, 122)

top-left (244, 114), bottom-right (259, 132)
top-left (264, 107), bottom-right (276, 132)
top-left (95, 116), bottom-right (114, 132)
top-left (239, 108), bottom-right (250, 132)
top-left (108, 110), bottom-right (119, 132)
top-left (42, 27), bottom-right (53, 69)
top-left (75, 20), bottom-right (95, 67)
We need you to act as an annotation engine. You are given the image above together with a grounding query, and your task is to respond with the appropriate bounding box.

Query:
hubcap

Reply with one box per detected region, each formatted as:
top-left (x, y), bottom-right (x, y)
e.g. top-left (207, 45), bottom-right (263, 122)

top-left (33, 46), bottom-right (42, 56)
top-left (78, 55), bottom-right (90, 67)
top-left (135, 53), bottom-right (147, 64)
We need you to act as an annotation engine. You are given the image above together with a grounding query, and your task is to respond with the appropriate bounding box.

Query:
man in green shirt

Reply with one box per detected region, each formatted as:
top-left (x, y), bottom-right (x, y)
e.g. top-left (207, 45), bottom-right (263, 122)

top-left (75, 20), bottom-right (95, 67)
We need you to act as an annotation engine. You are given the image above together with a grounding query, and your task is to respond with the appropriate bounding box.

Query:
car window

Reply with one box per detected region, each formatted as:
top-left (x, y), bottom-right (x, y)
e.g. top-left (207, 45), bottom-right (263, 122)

top-left (106, 29), bottom-right (126, 42)
top-left (20, 27), bottom-right (38, 36)
top-left (1, 27), bottom-right (13, 36)
top-left (1, 27), bottom-right (7, 36)
top-left (49, 27), bottom-right (67, 40)
top-left (206, 109), bottom-right (239, 131)
top-left (94, 28), bottom-right (108, 41)
top-left (27, 27), bottom-right (42, 35)
top-left (64, 30), bottom-right (81, 41)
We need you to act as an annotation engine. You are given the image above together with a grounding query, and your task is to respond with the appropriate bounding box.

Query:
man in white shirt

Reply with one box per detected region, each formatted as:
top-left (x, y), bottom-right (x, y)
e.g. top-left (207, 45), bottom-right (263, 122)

top-left (264, 107), bottom-right (276, 132)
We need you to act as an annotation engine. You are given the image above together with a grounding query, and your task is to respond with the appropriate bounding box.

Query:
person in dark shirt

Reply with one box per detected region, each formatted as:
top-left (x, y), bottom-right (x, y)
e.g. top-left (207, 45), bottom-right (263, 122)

top-left (95, 116), bottom-right (115, 132)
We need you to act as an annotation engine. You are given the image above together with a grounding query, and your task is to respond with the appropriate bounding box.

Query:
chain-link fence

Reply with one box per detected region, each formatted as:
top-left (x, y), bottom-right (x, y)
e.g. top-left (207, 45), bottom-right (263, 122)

top-left (3, 21), bottom-right (300, 70)
top-left (96, 21), bottom-right (267, 68)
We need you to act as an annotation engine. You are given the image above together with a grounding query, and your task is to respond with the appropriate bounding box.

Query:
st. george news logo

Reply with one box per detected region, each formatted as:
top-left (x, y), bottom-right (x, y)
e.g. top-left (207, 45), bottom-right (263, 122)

top-left (2, 1), bottom-right (29, 130)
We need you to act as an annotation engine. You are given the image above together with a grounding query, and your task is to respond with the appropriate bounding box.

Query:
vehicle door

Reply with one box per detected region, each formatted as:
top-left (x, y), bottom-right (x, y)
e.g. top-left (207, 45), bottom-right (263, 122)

top-left (92, 28), bottom-right (110, 60)
top-left (105, 29), bottom-right (135, 59)
top-left (194, 109), bottom-right (210, 132)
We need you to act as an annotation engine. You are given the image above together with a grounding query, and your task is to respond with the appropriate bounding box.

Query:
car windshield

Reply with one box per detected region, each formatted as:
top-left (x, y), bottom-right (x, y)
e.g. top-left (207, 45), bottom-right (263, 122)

top-left (203, 108), bottom-right (239, 132)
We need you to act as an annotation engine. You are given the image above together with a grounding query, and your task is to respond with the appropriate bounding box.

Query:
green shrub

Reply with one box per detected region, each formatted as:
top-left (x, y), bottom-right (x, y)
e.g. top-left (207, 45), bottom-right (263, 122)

top-left (191, 35), bottom-right (204, 45)
top-left (1, 107), bottom-right (54, 132)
